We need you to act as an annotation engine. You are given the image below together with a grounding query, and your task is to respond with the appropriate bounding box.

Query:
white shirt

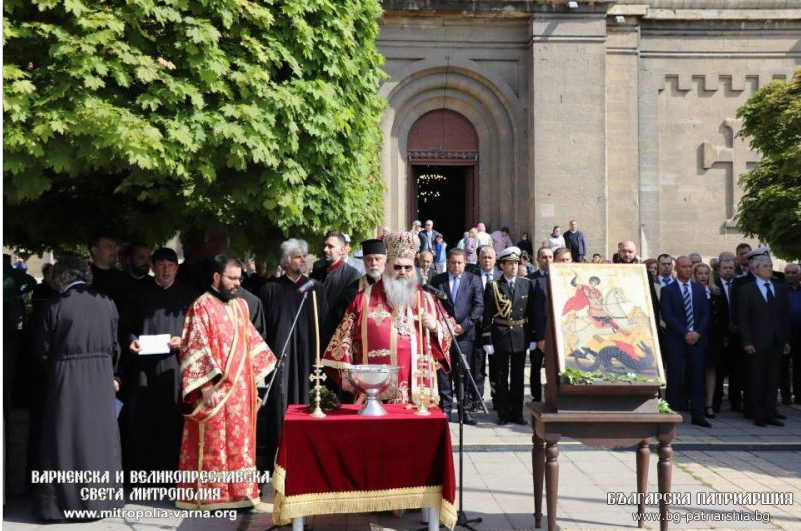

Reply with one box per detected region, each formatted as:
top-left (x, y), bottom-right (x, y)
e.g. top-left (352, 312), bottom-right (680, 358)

top-left (545, 235), bottom-right (565, 251)
top-left (758, 279), bottom-right (775, 303)
top-left (448, 274), bottom-right (461, 297)
top-left (475, 231), bottom-right (492, 248)
top-left (61, 280), bottom-right (86, 293)
top-left (720, 277), bottom-right (734, 304)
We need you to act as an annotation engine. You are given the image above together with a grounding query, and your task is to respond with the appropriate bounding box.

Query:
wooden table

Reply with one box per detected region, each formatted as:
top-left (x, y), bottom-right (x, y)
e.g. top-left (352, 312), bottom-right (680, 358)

top-left (529, 403), bottom-right (682, 531)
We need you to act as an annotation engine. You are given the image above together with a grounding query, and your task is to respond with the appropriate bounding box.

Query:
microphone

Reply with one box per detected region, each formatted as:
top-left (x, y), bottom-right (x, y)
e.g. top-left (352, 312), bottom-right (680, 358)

top-left (297, 279), bottom-right (316, 294)
top-left (423, 283), bottom-right (448, 300)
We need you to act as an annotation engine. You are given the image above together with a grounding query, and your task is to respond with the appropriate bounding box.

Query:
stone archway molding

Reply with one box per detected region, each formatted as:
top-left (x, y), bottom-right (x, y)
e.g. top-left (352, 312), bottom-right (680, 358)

top-left (379, 57), bottom-right (527, 233)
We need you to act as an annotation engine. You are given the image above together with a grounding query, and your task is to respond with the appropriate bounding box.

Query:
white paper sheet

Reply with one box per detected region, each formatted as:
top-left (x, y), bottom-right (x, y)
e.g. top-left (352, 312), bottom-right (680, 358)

top-left (115, 399), bottom-right (124, 418)
top-left (138, 334), bottom-right (172, 355)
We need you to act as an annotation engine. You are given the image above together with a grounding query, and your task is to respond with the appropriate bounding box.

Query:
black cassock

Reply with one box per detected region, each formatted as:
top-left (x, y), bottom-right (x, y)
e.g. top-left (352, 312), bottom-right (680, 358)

top-left (239, 286), bottom-right (267, 338)
top-left (311, 261), bottom-right (360, 350)
top-left (258, 276), bottom-right (327, 472)
top-left (118, 279), bottom-right (197, 477)
top-left (33, 283), bottom-right (123, 520)
top-left (90, 263), bottom-right (129, 313)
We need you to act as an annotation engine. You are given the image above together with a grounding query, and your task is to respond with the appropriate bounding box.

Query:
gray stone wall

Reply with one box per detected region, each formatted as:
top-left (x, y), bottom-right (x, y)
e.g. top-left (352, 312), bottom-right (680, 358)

top-left (377, 1), bottom-right (801, 260)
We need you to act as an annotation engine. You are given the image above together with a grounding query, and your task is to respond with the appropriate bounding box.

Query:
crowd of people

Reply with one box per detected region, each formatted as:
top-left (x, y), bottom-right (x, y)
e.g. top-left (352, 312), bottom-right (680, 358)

top-left (409, 220), bottom-right (798, 430)
top-left (3, 219), bottom-right (799, 521)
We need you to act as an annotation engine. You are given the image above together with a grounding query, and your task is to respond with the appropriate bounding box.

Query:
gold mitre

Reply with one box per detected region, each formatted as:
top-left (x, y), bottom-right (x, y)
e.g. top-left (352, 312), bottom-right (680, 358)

top-left (385, 231), bottom-right (418, 260)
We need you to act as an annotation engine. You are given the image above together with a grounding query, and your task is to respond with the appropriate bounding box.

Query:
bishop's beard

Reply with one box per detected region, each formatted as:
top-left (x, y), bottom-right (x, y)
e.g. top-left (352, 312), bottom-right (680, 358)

top-left (382, 273), bottom-right (417, 312)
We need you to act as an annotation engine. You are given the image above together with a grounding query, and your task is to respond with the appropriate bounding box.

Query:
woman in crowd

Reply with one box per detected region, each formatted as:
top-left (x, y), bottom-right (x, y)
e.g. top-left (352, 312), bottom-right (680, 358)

top-left (464, 227), bottom-right (478, 265)
top-left (433, 233), bottom-right (447, 274)
top-left (543, 225), bottom-right (565, 251)
top-left (517, 232), bottom-right (534, 256)
top-left (692, 262), bottom-right (727, 419)
top-left (643, 258), bottom-right (658, 279)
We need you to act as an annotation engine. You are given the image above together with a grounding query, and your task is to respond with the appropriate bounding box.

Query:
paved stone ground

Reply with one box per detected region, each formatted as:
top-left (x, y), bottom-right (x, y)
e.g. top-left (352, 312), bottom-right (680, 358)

top-left (4, 370), bottom-right (801, 531)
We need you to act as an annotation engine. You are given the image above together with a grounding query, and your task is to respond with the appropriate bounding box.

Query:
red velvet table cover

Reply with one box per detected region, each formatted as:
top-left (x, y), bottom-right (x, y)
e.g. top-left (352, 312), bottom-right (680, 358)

top-left (272, 404), bottom-right (456, 529)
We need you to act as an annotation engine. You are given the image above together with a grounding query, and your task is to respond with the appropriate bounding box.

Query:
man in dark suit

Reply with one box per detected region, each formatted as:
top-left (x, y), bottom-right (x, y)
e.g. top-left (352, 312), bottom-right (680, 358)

top-left (527, 247), bottom-right (553, 401)
top-left (417, 219), bottom-right (440, 254)
top-left (617, 240), bottom-right (661, 330)
top-left (712, 255), bottom-right (738, 413)
top-left (470, 245), bottom-right (501, 410)
top-left (430, 249), bottom-right (484, 424)
top-left (737, 254), bottom-right (791, 427)
top-left (728, 246), bottom-right (782, 412)
top-left (482, 247), bottom-right (544, 425)
top-left (415, 250), bottom-right (436, 285)
top-left (660, 256), bottom-right (711, 427)
top-left (563, 219), bottom-right (587, 263)
top-left (783, 263), bottom-right (801, 404)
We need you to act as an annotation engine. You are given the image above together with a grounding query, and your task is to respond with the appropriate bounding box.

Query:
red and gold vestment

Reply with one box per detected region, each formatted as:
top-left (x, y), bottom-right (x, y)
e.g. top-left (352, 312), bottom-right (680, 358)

top-left (322, 281), bottom-right (451, 404)
top-left (176, 292), bottom-right (276, 509)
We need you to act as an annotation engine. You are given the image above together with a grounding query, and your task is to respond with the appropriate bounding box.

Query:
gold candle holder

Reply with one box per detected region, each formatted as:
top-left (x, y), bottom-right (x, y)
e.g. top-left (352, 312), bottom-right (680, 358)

top-left (309, 289), bottom-right (326, 418)
top-left (414, 291), bottom-right (431, 416)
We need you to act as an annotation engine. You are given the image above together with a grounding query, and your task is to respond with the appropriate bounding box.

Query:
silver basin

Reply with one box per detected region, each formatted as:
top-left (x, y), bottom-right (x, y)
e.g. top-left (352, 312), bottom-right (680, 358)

top-left (346, 365), bottom-right (400, 416)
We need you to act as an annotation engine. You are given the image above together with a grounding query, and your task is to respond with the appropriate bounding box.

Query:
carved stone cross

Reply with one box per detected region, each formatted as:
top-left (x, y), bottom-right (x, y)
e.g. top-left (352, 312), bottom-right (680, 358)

top-left (700, 118), bottom-right (759, 229)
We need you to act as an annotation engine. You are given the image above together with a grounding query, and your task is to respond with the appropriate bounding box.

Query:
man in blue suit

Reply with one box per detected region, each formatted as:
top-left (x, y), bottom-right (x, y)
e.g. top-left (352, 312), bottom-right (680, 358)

top-left (431, 249), bottom-right (484, 424)
top-left (660, 256), bottom-right (711, 427)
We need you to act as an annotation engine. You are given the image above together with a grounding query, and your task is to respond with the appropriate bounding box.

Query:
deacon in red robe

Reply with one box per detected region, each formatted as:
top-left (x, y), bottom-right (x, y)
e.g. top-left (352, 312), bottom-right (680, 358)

top-left (176, 255), bottom-right (276, 510)
top-left (322, 231), bottom-right (451, 405)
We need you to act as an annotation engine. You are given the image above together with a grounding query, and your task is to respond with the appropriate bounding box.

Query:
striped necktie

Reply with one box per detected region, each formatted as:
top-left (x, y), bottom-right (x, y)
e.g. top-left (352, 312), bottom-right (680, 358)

top-left (682, 283), bottom-right (694, 330)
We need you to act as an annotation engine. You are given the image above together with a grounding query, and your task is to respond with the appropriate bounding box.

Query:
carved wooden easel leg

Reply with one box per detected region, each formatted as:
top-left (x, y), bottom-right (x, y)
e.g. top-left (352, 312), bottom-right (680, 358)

top-left (657, 441), bottom-right (673, 531)
top-left (545, 439), bottom-right (560, 531)
top-left (533, 434), bottom-right (545, 528)
top-left (636, 440), bottom-right (650, 527)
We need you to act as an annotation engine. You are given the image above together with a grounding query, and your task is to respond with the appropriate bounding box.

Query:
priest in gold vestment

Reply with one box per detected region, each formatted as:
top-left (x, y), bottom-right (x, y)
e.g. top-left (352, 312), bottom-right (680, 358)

top-left (322, 231), bottom-right (451, 404)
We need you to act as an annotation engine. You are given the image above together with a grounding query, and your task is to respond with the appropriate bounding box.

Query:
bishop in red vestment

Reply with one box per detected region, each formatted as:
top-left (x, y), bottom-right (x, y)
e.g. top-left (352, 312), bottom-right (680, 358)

top-left (323, 231), bottom-right (451, 405)
top-left (176, 256), bottom-right (276, 510)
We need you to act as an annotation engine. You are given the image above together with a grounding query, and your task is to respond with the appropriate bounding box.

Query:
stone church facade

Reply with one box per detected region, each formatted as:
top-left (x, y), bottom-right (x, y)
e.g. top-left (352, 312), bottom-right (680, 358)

top-left (376, 0), bottom-right (801, 259)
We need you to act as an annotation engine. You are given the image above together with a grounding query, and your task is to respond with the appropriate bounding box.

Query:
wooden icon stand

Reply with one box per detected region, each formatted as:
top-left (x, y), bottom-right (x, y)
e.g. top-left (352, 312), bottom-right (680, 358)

top-left (528, 265), bottom-right (682, 531)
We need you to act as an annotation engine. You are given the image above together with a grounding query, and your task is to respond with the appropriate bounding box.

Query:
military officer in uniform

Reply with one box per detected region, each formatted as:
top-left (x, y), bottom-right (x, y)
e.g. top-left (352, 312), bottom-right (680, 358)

top-left (482, 247), bottom-right (544, 425)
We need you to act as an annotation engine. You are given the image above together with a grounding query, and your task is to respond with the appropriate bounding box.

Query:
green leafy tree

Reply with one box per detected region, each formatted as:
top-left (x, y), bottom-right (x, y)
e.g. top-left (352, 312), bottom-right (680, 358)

top-left (736, 69), bottom-right (801, 260)
top-left (3, 0), bottom-right (386, 257)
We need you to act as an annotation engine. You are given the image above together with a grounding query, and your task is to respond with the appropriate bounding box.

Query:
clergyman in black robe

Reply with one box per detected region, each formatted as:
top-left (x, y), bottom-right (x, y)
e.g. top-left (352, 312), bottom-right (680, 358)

top-left (33, 255), bottom-right (123, 521)
top-left (310, 231), bottom-right (361, 350)
top-left (259, 239), bottom-right (327, 472)
top-left (88, 234), bottom-right (129, 313)
top-left (118, 248), bottom-right (196, 479)
top-left (341, 238), bottom-right (387, 310)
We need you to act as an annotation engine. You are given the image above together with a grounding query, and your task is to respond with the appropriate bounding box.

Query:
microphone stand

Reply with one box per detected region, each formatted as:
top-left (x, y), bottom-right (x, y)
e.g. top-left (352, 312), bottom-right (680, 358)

top-left (262, 289), bottom-right (310, 406)
top-left (263, 287), bottom-right (312, 530)
top-left (420, 298), bottom-right (487, 531)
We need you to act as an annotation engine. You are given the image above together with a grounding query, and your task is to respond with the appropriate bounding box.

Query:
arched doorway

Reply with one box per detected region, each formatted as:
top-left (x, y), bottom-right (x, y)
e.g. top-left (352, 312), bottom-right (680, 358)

top-left (407, 110), bottom-right (479, 247)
